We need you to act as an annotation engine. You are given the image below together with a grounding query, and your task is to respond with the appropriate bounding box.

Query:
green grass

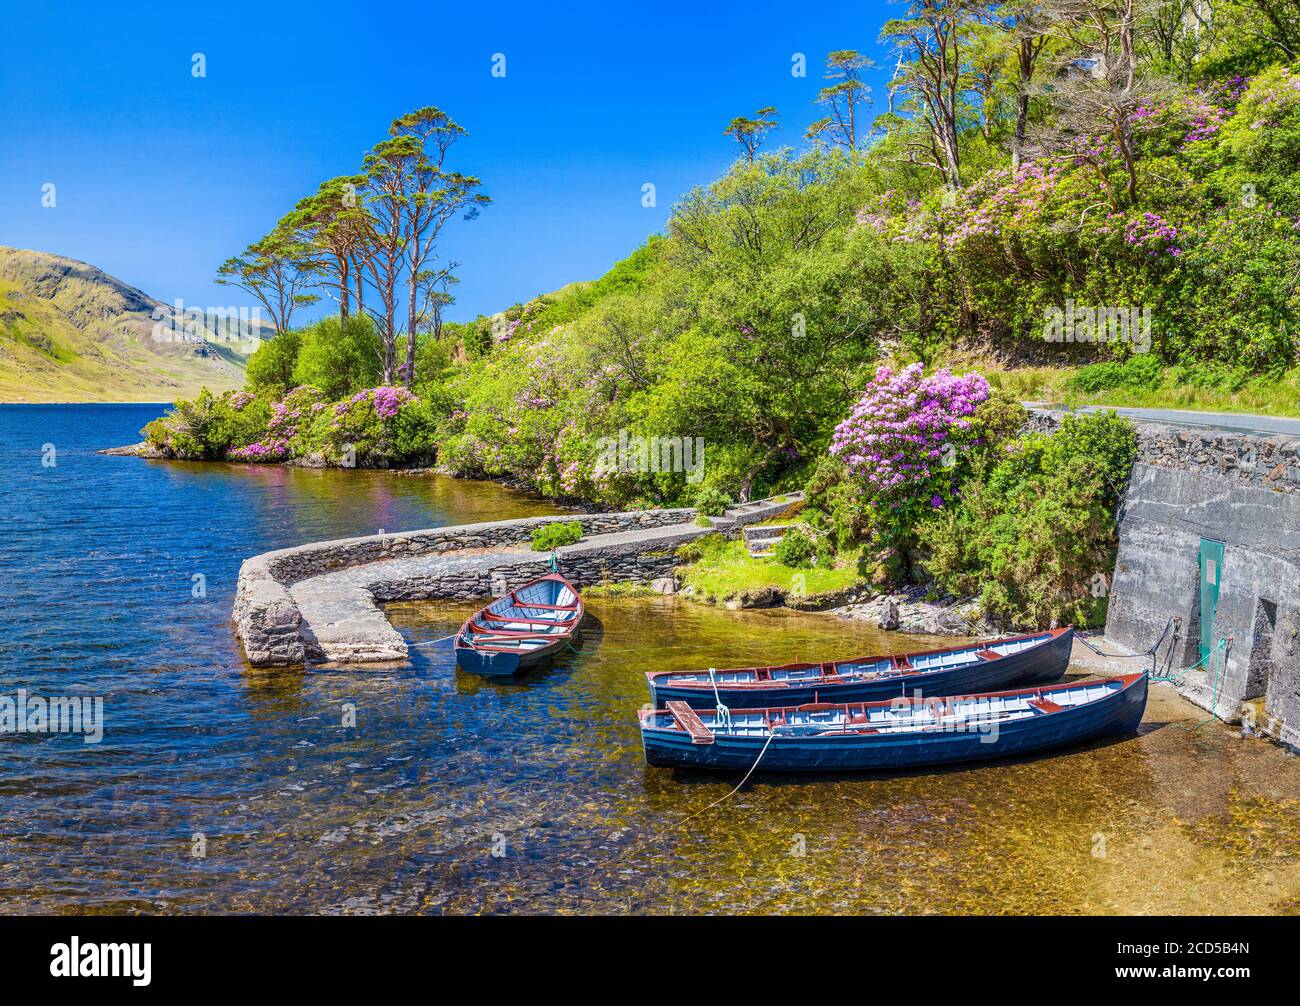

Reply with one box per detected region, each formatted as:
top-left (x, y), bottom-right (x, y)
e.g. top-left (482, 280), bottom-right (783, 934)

top-left (581, 581), bottom-right (659, 598)
top-left (954, 357), bottom-right (1300, 419)
top-left (677, 537), bottom-right (862, 603)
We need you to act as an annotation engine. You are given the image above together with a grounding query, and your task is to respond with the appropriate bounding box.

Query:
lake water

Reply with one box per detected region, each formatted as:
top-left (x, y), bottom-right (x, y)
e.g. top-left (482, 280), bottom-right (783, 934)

top-left (1, 404), bottom-right (1297, 914)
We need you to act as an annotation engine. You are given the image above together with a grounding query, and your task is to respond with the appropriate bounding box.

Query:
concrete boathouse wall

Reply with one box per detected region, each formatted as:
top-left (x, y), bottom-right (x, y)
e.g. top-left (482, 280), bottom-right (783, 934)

top-left (1031, 410), bottom-right (1300, 748)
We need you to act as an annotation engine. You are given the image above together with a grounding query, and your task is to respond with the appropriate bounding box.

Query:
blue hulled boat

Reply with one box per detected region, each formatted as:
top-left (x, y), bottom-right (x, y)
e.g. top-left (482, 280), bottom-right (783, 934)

top-left (645, 627), bottom-right (1074, 709)
top-left (639, 671), bottom-right (1148, 772)
top-left (454, 573), bottom-right (585, 677)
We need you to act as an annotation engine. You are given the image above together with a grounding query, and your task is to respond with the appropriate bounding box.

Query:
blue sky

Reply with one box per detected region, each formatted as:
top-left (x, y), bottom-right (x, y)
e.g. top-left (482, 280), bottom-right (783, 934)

top-left (1, 1), bottom-right (897, 323)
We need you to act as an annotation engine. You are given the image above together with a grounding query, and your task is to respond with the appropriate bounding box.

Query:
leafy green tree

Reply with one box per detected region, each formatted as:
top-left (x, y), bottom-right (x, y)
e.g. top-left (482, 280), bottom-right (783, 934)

top-left (806, 51), bottom-right (874, 156)
top-left (245, 329), bottom-right (303, 392)
top-left (389, 107), bottom-right (489, 389)
top-left (216, 231), bottom-right (319, 334)
top-left (724, 107), bottom-right (780, 162)
top-left (279, 176), bottom-right (370, 319)
top-left (292, 315), bottom-right (384, 399)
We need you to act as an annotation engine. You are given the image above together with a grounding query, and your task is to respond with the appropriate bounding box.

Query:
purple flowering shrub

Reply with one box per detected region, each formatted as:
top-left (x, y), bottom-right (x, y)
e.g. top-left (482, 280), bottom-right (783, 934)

top-left (227, 385), bottom-right (324, 463)
top-left (829, 363), bottom-right (990, 508)
top-left (851, 72), bottom-right (1300, 365)
top-left (308, 385), bottom-right (436, 465)
top-left (144, 388), bottom-right (273, 460)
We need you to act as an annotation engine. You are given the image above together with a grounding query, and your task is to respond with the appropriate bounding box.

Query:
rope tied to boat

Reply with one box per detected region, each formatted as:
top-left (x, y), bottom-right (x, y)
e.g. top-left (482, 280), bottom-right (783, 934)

top-left (674, 728), bottom-right (776, 830)
top-left (1076, 616), bottom-right (1175, 665)
top-left (408, 633), bottom-right (456, 648)
top-left (707, 666), bottom-right (732, 730)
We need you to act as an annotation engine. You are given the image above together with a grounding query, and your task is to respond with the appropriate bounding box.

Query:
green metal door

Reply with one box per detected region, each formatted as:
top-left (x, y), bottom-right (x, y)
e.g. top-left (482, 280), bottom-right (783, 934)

top-left (1198, 538), bottom-right (1225, 662)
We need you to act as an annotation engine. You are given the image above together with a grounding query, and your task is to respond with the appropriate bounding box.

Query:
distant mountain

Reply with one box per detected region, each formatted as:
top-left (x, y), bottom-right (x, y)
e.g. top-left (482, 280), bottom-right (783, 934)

top-left (0, 247), bottom-right (262, 402)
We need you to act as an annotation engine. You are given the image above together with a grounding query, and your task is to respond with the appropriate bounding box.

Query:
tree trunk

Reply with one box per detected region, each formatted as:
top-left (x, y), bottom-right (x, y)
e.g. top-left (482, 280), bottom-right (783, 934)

top-left (338, 256), bottom-right (350, 320)
top-left (1013, 91), bottom-right (1029, 170)
top-left (404, 268), bottom-right (418, 390)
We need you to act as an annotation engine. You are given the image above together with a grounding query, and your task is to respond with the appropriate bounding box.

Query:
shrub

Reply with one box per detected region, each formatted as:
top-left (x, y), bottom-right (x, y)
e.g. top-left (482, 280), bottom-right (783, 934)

top-left (143, 389), bottom-right (272, 460)
top-left (530, 520), bottom-right (583, 551)
top-left (1066, 355), bottom-right (1164, 394)
top-left (292, 315), bottom-right (383, 399)
top-left (830, 363), bottom-right (991, 512)
top-left (916, 411), bottom-right (1138, 629)
top-left (307, 386), bottom-right (433, 466)
top-left (245, 330), bottom-right (302, 393)
top-left (692, 486), bottom-right (732, 516)
top-left (774, 529), bottom-right (816, 569)
top-left (229, 385), bottom-right (324, 462)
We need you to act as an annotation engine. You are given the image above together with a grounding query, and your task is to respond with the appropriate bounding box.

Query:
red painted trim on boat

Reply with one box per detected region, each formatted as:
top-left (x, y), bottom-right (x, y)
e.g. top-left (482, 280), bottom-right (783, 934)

top-left (646, 627), bottom-right (1073, 690)
top-left (642, 671), bottom-right (1144, 728)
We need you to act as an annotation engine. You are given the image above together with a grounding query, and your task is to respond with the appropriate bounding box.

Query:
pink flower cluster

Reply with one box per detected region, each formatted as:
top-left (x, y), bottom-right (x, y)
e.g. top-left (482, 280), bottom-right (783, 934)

top-left (1123, 212), bottom-right (1181, 257)
top-left (830, 364), bottom-right (990, 500)
top-left (229, 387), bottom-right (321, 461)
top-left (333, 386), bottom-right (416, 421)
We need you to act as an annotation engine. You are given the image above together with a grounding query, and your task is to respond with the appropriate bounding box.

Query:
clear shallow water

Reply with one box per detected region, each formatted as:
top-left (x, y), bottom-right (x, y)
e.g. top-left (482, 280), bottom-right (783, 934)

top-left (0, 404), bottom-right (1297, 915)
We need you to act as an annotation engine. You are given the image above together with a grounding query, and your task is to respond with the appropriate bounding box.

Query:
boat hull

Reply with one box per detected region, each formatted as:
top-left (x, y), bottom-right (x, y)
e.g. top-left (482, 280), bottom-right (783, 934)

top-left (641, 673), bottom-right (1147, 772)
top-left (454, 626), bottom-right (581, 677)
top-left (647, 628), bottom-right (1073, 709)
top-left (453, 573), bottom-right (584, 678)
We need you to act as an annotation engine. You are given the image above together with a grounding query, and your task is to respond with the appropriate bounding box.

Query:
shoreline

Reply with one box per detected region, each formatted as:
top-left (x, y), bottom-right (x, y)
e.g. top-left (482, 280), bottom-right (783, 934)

top-left (104, 435), bottom-right (1017, 635)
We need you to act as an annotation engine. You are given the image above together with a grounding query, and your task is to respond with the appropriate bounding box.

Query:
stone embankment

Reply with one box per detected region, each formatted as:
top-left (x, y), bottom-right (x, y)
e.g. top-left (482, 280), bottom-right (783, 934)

top-left (234, 495), bottom-right (800, 667)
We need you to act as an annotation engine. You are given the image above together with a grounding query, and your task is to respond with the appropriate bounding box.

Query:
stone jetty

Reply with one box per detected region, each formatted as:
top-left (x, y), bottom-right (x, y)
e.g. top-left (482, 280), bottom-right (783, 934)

top-left (233, 495), bottom-right (800, 667)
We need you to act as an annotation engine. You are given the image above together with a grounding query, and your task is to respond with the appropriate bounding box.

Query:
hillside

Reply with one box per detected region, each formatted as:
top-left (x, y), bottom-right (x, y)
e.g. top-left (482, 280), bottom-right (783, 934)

top-left (0, 247), bottom-right (256, 402)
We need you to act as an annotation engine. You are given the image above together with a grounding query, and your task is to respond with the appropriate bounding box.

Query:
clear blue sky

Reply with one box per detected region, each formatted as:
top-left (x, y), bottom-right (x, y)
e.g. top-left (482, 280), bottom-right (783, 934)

top-left (1, 1), bottom-right (897, 323)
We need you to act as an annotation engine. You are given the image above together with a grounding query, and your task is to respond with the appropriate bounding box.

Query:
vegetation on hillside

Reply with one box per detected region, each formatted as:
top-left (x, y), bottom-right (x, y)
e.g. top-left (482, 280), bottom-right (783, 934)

top-left (147, 0), bottom-right (1300, 625)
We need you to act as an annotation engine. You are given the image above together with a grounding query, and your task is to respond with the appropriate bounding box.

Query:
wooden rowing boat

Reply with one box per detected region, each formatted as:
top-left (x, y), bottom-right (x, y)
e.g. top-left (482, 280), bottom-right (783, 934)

top-left (645, 628), bottom-right (1074, 709)
top-left (639, 671), bottom-right (1148, 772)
top-left (453, 573), bottom-right (585, 677)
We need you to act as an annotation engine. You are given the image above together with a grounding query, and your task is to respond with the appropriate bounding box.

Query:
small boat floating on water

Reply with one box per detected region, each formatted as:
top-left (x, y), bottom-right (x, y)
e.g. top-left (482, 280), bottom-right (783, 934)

top-left (639, 671), bottom-right (1147, 772)
top-left (645, 627), bottom-right (1074, 709)
top-left (454, 573), bottom-right (585, 678)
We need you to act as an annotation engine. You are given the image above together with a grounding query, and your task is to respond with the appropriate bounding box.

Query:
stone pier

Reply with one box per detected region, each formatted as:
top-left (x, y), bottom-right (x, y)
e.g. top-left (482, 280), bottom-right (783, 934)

top-left (233, 494), bottom-right (801, 667)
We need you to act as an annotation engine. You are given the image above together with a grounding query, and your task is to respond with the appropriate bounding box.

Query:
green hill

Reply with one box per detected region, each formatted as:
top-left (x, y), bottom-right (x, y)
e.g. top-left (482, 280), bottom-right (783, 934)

top-left (0, 247), bottom-right (257, 402)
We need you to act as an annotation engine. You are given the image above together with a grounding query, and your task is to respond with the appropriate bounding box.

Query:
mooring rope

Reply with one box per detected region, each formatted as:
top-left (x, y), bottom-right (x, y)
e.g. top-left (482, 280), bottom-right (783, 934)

top-left (706, 667), bottom-right (733, 730)
top-left (1076, 616), bottom-right (1174, 661)
top-left (1152, 635), bottom-right (1227, 684)
top-left (674, 727), bottom-right (777, 830)
top-left (408, 633), bottom-right (456, 648)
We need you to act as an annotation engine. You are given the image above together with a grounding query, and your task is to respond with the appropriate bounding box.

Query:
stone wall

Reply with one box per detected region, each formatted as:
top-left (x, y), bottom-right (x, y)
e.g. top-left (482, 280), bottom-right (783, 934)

top-left (234, 509), bottom-right (698, 667)
top-left (262, 509), bottom-right (695, 587)
top-left (1029, 410), bottom-right (1300, 746)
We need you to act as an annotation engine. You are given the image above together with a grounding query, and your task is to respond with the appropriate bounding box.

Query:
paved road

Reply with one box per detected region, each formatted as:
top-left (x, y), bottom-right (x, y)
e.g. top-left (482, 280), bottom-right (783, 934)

top-left (1027, 403), bottom-right (1300, 438)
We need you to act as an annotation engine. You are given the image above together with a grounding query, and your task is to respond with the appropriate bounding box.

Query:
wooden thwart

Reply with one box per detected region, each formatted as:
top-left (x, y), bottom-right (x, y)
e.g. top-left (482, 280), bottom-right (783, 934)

top-left (666, 700), bottom-right (715, 745)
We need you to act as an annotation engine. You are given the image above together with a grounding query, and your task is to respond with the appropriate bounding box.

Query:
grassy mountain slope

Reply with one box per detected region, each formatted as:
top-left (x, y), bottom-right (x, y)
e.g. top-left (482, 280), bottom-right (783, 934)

top-left (0, 247), bottom-right (254, 402)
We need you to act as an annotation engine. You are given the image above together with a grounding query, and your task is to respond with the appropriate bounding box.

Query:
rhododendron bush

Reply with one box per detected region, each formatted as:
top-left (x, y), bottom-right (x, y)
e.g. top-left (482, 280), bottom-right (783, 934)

top-left (145, 384), bottom-right (440, 466)
top-left (830, 363), bottom-right (991, 508)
